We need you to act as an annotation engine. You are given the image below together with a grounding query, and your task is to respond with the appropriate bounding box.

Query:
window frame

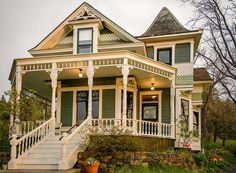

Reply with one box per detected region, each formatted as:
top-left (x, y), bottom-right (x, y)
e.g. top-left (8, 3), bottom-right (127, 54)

top-left (77, 28), bottom-right (93, 54)
top-left (157, 48), bottom-right (172, 65)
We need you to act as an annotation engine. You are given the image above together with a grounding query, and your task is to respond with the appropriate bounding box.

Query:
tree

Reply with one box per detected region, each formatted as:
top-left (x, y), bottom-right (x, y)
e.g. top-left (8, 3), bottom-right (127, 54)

top-left (205, 91), bottom-right (236, 146)
top-left (183, 0), bottom-right (236, 104)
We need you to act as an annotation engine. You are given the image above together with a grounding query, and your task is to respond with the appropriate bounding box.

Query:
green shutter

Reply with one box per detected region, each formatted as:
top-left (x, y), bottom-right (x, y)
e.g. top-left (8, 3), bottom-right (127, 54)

top-left (175, 43), bottom-right (190, 63)
top-left (61, 91), bottom-right (73, 127)
top-left (162, 89), bottom-right (171, 123)
top-left (146, 46), bottom-right (154, 59)
top-left (102, 89), bottom-right (115, 118)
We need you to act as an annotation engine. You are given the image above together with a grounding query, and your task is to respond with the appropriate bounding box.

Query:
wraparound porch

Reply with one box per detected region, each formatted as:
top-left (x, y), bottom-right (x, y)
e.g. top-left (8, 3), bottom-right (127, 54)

top-left (10, 50), bottom-right (176, 139)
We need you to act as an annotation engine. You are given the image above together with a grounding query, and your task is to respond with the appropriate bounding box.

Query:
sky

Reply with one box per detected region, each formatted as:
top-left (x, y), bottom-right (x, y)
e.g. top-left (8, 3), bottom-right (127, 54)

top-left (0, 0), bottom-right (195, 96)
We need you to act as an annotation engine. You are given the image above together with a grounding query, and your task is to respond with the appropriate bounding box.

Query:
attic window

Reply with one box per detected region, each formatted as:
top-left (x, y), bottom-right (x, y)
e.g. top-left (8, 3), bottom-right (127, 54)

top-left (77, 28), bottom-right (93, 54)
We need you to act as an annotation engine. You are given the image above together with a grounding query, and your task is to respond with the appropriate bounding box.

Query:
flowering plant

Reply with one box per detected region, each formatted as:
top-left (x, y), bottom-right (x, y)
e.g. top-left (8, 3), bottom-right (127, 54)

top-left (85, 157), bottom-right (99, 165)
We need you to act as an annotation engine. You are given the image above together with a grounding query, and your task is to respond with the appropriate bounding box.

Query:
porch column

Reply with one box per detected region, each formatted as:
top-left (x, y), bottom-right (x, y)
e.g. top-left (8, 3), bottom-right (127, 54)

top-left (86, 60), bottom-right (94, 120)
top-left (170, 77), bottom-right (176, 138)
top-left (121, 58), bottom-right (129, 126)
top-left (14, 65), bottom-right (23, 136)
top-left (49, 63), bottom-right (58, 133)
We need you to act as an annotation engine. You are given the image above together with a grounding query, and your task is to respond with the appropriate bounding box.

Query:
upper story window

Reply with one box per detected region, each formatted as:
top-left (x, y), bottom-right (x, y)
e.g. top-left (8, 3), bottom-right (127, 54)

top-left (175, 43), bottom-right (190, 63)
top-left (157, 48), bottom-right (172, 65)
top-left (77, 28), bottom-right (93, 54)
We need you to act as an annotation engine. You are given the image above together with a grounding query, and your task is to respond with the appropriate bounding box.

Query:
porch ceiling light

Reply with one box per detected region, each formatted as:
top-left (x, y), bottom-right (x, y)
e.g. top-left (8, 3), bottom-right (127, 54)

top-left (78, 69), bottom-right (83, 78)
top-left (150, 83), bottom-right (155, 91)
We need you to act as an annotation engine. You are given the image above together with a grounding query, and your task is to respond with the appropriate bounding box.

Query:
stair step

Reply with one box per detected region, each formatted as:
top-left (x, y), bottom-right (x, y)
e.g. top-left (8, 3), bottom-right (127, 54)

top-left (37, 144), bottom-right (62, 149)
top-left (17, 164), bottom-right (58, 170)
top-left (26, 152), bottom-right (61, 159)
top-left (20, 158), bottom-right (60, 164)
top-left (30, 148), bottom-right (61, 153)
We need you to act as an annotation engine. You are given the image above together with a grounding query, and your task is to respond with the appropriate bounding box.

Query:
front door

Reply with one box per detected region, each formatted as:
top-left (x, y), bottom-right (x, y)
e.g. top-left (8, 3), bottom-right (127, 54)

top-left (76, 90), bottom-right (99, 123)
top-left (141, 94), bottom-right (159, 121)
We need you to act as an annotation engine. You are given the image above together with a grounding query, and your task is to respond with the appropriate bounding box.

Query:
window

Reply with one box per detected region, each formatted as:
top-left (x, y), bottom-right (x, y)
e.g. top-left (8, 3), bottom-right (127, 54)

top-left (146, 46), bottom-right (154, 59)
top-left (181, 99), bottom-right (189, 128)
top-left (77, 28), bottom-right (93, 54)
top-left (77, 90), bottom-right (99, 123)
top-left (157, 48), bottom-right (172, 65)
top-left (175, 43), bottom-right (190, 63)
top-left (193, 112), bottom-right (199, 130)
top-left (181, 99), bottom-right (189, 116)
top-left (141, 95), bottom-right (159, 121)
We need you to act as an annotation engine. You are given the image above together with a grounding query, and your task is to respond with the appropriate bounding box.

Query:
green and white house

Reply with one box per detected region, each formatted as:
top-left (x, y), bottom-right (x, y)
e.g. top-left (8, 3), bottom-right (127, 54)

top-left (8, 2), bottom-right (211, 170)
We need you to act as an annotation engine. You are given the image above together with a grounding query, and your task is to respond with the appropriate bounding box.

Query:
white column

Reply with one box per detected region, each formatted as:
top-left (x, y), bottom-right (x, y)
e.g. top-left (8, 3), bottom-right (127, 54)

top-left (190, 41), bottom-right (195, 62)
top-left (56, 82), bottom-right (61, 124)
top-left (49, 63), bottom-right (58, 134)
top-left (15, 65), bottom-right (23, 136)
top-left (121, 59), bottom-right (129, 126)
top-left (86, 60), bottom-right (94, 120)
top-left (170, 77), bottom-right (176, 138)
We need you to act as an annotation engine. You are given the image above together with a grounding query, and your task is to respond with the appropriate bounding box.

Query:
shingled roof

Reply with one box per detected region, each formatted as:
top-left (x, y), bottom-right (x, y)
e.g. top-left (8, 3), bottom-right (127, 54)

top-left (141, 7), bottom-right (193, 37)
top-left (193, 68), bottom-right (211, 82)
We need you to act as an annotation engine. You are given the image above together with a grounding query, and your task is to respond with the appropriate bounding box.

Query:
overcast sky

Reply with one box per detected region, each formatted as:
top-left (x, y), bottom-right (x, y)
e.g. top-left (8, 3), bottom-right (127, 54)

top-left (0, 0), bottom-right (195, 96)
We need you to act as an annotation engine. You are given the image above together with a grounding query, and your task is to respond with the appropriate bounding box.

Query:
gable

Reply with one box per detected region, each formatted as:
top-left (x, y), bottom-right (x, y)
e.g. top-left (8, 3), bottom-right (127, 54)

top-left (30, 2), bottom-right (140, 52)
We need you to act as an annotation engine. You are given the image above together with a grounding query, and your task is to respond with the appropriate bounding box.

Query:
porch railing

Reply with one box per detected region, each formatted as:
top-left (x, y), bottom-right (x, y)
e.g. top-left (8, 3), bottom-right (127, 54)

top-left (91, 118), bottom-right (173, 138)
top-left (9, 117), bottom-right (54, 162)
top-left (20, 120), bottom-right (45, 136)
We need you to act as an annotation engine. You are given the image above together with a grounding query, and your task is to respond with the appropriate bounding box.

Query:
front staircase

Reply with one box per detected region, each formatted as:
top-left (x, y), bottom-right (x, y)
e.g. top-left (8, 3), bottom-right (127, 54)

top-left (17, 135), bottom-right (62, 169)
top-left (8, 117), bottom-right (91, 170)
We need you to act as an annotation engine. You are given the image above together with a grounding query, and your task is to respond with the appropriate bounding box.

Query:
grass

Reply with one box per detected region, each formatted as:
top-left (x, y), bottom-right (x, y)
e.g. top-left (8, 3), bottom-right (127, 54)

top-left (112, 165), bottom-right (196, 173)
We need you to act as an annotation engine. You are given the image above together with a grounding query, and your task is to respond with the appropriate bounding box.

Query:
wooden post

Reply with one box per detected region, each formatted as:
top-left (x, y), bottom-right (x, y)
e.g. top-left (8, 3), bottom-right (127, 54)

top-left (86, 61), bottom-right (94, 120)
top-left (170, 77), bottom-right (176, 138)
top-left (121, 59), bottom-right (129, 127)
top-left (8, 134), bottom-right (18, 169)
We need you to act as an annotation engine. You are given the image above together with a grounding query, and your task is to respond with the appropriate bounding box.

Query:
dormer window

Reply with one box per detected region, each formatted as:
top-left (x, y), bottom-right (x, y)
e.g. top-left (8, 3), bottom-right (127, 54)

top-left (77, 28), bottom-right (93, 54)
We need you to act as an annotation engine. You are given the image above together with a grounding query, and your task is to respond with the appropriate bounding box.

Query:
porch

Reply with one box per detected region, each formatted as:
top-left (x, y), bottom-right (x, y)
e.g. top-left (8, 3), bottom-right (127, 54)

top-left (8, 51), bottom-right (176, 169)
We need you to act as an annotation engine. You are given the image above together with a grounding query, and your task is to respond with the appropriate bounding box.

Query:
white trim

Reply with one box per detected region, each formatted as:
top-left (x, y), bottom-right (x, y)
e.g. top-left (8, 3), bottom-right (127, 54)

top-left (139, 91), bottom-right (163, 123)
top-left (72, 91), bottom-right (77, 125)
top-left (138, 30), bottom-right (203, 40)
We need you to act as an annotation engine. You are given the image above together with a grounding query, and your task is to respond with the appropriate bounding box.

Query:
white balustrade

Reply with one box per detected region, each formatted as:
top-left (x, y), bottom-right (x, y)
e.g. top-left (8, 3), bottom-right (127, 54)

top-left (90, 118), bottom-right (173, 138)
top-left (61, 118), bottom-right (91, 160)
top-left (20, 121), bottom-right (44, 136)
top-left (9, 117), bottom-right (54, 160)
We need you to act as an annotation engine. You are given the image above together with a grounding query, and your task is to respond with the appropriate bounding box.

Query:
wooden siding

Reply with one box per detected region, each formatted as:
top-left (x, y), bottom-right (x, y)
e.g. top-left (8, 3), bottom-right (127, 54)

top-left (90, 135), bottom-right (174, 152)
top-left (102, 89), bottom-right (115, 118)
top-left (162, 88), bottom-right (171, 123)
top-left (132, 136), bottom-right (174, 152)
top-left (146, 46), bottom-right (154, 59)
top-left (61, 77), bottom-right (116, 87)
top-left (175, 43), bottom-right (190, 63)
top-left (61, 91), bottom-right (73, 127)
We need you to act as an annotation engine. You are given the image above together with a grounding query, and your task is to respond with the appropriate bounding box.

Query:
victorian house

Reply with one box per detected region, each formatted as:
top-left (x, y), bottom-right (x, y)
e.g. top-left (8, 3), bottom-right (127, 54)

top-left (8, 2), bottom-right (210, 170)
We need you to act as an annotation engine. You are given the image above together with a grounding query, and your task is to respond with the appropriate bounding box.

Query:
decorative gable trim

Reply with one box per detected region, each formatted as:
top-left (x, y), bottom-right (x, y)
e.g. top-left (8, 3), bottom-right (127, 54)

top-left (29, 2), bottom-right (140, 53)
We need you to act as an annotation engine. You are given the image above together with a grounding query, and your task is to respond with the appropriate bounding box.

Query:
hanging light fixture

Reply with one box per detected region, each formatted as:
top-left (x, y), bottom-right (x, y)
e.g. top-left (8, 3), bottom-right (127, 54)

top-left (78, 69), bottom-right (83, 78)
top-left (150, 83), bottom-right (155, 91)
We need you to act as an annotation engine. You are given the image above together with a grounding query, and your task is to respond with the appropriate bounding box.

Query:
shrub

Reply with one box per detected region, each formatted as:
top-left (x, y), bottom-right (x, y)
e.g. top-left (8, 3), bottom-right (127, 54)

top-left (87, 126), bottom-right (143, 154)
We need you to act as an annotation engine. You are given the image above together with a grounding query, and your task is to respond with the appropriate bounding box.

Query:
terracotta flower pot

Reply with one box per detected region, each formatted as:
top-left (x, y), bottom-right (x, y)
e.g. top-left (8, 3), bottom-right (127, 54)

top-left (85, 163), bottom-right (100, 173)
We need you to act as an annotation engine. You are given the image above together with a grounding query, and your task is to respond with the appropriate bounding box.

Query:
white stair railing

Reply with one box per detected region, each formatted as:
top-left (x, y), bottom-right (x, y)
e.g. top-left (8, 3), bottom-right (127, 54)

top-left (20, 120), bottom-right (45, 136)
top-left (59, 118), bottom-right (91, 169)
top-left (9, 117), bottom-right (55, 166)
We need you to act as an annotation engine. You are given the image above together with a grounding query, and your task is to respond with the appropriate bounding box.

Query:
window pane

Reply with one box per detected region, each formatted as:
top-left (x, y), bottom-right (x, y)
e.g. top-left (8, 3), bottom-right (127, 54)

top-left (78, 45), bottom-right (92, 53)
top-left (181, 99), bottom-right (189, 116)
top-left (157, 49), bottom-right (171, 65)
top-left (78, 29), bottom-right (92, 43)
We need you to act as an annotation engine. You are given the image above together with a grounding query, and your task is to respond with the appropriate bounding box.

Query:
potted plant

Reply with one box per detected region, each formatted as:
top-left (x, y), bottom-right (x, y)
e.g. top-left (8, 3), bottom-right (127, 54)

top-left (85, 157), bottom-right (100, 173)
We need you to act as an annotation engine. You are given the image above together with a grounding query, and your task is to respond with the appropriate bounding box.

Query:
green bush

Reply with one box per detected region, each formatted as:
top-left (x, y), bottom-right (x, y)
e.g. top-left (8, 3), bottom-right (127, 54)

top-left (87, 126), bottom-right (143, 154)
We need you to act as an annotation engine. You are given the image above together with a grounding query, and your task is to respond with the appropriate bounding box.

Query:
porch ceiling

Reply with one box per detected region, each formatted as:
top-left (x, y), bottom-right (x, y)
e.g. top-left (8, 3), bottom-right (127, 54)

top-left (22, 71), bottom-right (51, 100)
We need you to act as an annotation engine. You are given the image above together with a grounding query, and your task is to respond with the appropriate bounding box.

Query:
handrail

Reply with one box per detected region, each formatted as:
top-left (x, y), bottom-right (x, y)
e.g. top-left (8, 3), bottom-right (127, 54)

top-left (59, 120), bottom-right (84, 140)
top-left (60, 118), bottom-right (91, 160)
top-left (9, 117), bottom-right (54, 160)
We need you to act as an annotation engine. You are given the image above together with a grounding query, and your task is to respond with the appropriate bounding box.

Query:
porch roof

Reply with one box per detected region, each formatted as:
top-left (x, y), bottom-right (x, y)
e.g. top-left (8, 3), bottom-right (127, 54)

top-left (9, 50), bottom-right (176, 82)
